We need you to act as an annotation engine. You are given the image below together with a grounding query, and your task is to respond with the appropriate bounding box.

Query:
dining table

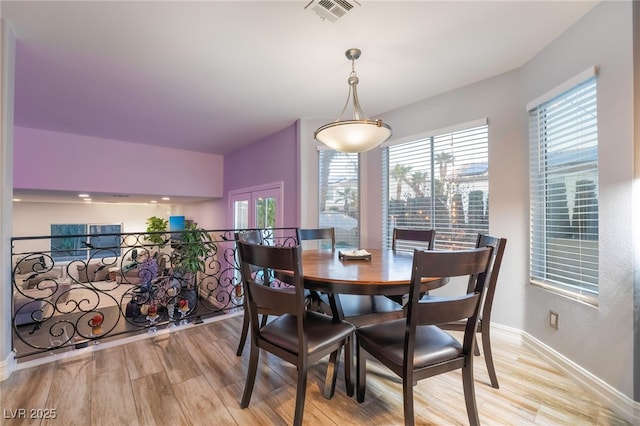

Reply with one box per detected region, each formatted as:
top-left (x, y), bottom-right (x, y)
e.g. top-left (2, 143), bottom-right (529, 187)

top-left (299, 248), bottom-right (446, 296)
top-left (278, 248), bottom-right (448, 326)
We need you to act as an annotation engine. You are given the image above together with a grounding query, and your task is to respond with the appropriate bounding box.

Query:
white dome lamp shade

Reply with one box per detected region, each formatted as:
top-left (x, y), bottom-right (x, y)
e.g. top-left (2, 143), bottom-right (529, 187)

top-left (314, 48), bottom-right (392, 153)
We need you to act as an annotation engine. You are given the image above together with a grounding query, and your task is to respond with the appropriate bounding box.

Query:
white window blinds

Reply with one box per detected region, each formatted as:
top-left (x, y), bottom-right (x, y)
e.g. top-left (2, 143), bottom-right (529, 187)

top-left (318, 150), bottom-right (360, 248)
top-left (529, 75), bottom-right (599, 301)
top-left (383, 123), bottom-right (489, 250)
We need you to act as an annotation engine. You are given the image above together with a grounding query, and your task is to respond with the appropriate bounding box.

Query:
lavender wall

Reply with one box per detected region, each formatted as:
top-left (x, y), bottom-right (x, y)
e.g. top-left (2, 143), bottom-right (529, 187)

top-left (223, 122), bottom-right (299, 227)
top-left (14, 126), bottom-right (223, 198)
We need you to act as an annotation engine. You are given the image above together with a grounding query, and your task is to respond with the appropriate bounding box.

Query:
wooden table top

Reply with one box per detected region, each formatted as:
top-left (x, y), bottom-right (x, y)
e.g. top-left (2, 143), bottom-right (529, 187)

top-left (299, 248), bottom-right (444, 296)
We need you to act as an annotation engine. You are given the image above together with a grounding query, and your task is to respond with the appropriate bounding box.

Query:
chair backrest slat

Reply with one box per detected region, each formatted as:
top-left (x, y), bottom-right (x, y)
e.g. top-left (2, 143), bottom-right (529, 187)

top-left (235, 230), bottom-right (264, 245)
top-left (415, 293), bottom-right (480, 325)
top-left (297, 228), bottom-right (336, 251)
top-left (392, 228), bottom-right (435, 251)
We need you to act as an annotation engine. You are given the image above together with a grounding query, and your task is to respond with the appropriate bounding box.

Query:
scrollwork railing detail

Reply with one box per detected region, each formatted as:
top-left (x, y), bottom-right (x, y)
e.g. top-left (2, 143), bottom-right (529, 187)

top-left (11, 227), bottom-right (298, 358)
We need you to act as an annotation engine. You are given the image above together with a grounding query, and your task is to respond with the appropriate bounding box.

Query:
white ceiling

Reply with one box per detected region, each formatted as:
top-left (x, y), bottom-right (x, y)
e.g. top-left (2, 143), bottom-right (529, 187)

top-left (3, 0), bottom-right (598, 204)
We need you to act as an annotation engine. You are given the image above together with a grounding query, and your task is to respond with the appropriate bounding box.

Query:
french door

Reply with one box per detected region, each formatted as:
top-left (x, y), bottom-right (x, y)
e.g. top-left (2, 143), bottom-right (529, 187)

top-left (228, 182), bottom-right (283, 230)
top-left (228, 183), bottom-right (283, 301)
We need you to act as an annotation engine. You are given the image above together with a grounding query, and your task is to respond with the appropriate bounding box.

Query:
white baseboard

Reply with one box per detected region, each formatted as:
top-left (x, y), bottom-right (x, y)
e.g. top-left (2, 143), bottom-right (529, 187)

top-left (500, 326), bottom-right (640, 425)
top-left (0, 349), bottom-right (17, 381)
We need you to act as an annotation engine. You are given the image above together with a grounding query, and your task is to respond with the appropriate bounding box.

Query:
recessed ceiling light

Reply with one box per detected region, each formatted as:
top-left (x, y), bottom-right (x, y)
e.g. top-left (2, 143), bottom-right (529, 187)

top-left (12, 198), bottom-right (21, 202)
top-left (150, 200), bottom-right (158, 204)
top-left (78, 193), bottom-right (90, 198)
top-left (161, 197), bottom-right (170, 201)
top-left (84, 199), bottom-right (92, 202)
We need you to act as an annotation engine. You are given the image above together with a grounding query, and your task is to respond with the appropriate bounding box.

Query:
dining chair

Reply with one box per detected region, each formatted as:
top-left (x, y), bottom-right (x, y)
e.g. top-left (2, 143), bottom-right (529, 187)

top-left (237, 241), bottom-right (355, 426)
top-left (234, 230), bottom-right (264, 356)
top-left (355, 247), bottom-right (493, 426)
top-left (296, 227), bottom-right (336, 313)
top-left (388, 227), bottom-right (436, 304)
top-left (436, 233), bottom-right (507, 388)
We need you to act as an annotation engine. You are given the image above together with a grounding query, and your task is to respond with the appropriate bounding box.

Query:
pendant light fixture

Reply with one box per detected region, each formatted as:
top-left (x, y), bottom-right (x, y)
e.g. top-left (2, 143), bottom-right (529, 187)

top-left (314, 48), bottom-right (392, 153)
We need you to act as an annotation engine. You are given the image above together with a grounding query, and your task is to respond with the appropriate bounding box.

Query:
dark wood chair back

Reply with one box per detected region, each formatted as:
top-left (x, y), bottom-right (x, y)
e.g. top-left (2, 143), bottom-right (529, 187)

top-left (438, 233), bottom-right (507, 388)
top-left (355, 246), bottom-right (493, 426)
top-left (238, 242), bottom-right (303, 319)
top-left (233, 230), bottom-right (266, 356)
top-left (473, 234), bottom-right (507, 326)
top-left (297, 227), bottom-right (336, 250)
top-left (391, 228), bottom-right (435, 251)
top-left (407, 247), bottom-right (492, 339)
top-left (237, 241), bottom-right (355, 426)
top-left (235, 229), bottom-right (263, 245)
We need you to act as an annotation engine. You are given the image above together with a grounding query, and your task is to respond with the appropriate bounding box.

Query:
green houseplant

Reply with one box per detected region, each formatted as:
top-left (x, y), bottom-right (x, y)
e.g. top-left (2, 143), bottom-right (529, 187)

top-left (145, 216), bottom-right (168, 247)
top-left (169, 222), bottom-right (216, 313)
top-left (171, 221), bottom-right (215, 276)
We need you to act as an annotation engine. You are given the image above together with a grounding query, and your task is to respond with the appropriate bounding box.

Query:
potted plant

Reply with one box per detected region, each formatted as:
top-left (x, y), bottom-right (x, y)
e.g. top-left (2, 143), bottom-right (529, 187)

top-left (145, 216), bottom-right (168, 247)
top-left (170, 222), bottom-right (216, 311)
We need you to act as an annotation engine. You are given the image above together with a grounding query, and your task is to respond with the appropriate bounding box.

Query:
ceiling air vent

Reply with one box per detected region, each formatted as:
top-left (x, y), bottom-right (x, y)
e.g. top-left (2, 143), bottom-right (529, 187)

top-left (304, 0), bottom-right (360, 23)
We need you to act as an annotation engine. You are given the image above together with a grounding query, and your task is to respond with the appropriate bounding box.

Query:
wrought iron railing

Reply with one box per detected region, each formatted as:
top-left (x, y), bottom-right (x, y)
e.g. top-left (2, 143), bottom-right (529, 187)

top-left (11, 227), bottom-right (298, 359)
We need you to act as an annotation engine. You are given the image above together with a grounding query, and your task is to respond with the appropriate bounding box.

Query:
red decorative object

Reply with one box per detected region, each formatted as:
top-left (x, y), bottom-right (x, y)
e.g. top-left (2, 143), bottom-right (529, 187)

top-left (90, 314), bottom-right (103, 327)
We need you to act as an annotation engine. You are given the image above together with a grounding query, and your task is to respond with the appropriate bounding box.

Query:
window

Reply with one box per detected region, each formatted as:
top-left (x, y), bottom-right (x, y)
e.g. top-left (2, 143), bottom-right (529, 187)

top-left (51, 223), bottom-right (122, 262)
top-left (318, 150), bottom-right (359, 248)
top-left (383, 121), bottom-right (489, 250)
top-left (529, 71), bottom-right (598, 301)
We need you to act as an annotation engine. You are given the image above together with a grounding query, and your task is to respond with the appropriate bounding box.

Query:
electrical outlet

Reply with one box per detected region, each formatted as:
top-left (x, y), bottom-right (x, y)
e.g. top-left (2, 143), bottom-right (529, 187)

top-left (549, 310), bottom-right (559, 329)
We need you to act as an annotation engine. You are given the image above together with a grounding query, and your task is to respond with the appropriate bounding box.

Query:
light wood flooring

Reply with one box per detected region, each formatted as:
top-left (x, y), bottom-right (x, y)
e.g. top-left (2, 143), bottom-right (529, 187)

top-left (0, 313), bottom-right (629, 425)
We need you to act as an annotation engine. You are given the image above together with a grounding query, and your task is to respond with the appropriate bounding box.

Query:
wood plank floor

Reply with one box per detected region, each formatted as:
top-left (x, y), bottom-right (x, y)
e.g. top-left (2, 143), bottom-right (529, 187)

top-left (0, 313), bottom-right (629, 425)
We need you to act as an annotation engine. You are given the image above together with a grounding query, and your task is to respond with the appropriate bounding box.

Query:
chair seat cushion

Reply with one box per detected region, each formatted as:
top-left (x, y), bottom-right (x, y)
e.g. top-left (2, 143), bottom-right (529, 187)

top-left (260, 311), bottom-right (355, 355)
top-left (357, 319), bottom-right (462, 368)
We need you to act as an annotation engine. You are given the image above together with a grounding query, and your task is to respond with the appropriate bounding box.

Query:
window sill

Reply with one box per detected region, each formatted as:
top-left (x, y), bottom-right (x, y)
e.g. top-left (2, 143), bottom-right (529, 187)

top-left (530, 280), bottom-right (598, 308)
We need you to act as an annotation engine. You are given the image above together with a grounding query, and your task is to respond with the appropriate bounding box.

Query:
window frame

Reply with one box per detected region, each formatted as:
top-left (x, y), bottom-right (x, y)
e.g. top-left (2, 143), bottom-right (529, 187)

top-left (50, 223), bottom-right (123, 262)
top-left (382, 120), bottom-right (489, 250)
top-left (528, 68), bottom-right (599, 304)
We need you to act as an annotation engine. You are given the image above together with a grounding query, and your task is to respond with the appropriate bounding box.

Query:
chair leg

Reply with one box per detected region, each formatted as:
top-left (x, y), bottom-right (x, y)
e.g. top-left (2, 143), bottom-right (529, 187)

top-left (481, 326), bottom-right (499, 389)
top-left (344, 335), bottom-right (354, 397)
top-left (402, 374), bottom-right (415, 426)
top-left (356, 340), bottom-right (366, 403)
top-left (323, 346), bottom-right (342, 399)
top-left (293, 368), bottom-right (308, 426)
top-left (473, 337), bottom-right (481, 356)
top-left (240, 343), bottom-right (260, 408)
top-left (235, 309), bottom-right (249, 356)
top-left (462, 361), bottom-right (480, 426)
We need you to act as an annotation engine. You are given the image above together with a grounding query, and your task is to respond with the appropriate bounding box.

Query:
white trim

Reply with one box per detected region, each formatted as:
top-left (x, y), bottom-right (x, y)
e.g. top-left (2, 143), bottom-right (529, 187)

top-left (0, 349), bottom-right (17, 381)
top-left (526, 66), bottom-right (597, 111)
top-left (521, 330), bottom-right (639, 424)
top-left (381, 118), bottom-right (488, 148)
